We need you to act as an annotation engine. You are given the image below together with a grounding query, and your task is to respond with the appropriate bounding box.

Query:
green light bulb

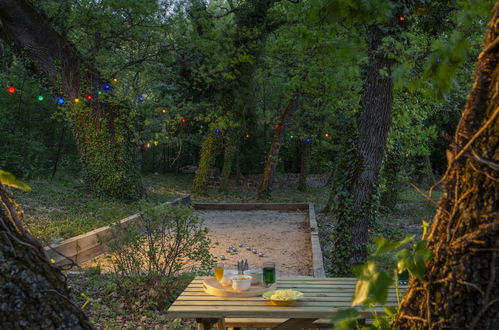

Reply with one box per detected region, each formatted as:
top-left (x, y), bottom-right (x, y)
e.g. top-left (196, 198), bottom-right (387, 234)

top-left (98, 91), bottom-right (102, 95)
top-left (38, 95), bottom-right (44, 101)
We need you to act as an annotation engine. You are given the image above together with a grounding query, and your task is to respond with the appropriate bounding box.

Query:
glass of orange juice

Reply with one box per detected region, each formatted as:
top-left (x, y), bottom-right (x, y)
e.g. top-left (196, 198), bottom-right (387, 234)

top-left (214, 262), bottom-right (224, 281)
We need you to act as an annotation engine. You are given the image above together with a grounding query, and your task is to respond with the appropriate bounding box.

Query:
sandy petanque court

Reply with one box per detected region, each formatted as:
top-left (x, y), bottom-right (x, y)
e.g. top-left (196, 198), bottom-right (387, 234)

top-left (83, 209), bottom-right (313, 276)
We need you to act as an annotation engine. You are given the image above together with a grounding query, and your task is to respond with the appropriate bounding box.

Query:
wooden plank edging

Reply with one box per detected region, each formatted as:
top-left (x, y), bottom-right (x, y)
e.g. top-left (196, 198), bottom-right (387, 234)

top-left (308, 203), bottom-right (326, 278)
top-left (44, 195), bottom-right (191, 266)
top-left (192, 202), bottom-right (309, 211)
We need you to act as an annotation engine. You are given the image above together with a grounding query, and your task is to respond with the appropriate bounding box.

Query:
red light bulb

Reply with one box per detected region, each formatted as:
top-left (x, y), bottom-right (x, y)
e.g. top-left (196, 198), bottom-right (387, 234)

top-left (7, 85), bottom-right (16, 94)
top-left (86, 95), bottom-right (93, 100)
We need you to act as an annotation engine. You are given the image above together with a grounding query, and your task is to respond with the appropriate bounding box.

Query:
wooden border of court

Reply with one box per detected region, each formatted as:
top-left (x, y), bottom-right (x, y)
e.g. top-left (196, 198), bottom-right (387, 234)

top-left (44, 200), bottom-right (326, 278)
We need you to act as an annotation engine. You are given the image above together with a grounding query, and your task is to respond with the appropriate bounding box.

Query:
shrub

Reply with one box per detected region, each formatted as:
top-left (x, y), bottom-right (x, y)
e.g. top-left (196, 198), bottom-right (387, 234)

top-left (105, 205), bottom-right (212, 309)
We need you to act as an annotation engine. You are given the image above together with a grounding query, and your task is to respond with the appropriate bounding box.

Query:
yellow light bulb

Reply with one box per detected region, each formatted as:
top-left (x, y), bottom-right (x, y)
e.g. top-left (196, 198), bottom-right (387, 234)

top-left (74, 98), bottom-right (80, 103)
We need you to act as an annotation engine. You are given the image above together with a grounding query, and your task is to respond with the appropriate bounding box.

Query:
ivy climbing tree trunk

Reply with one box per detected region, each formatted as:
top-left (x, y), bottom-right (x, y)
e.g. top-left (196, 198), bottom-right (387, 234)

top-left (298, 140), bottom-right (311, 192)
top-left (380, 143), bottom-right (402, 211)
top-left (346, 24), bottom-right (394, 266)
top-left (192, 132), bottom-right (220, 195)
top-left (0, 0), bottom-right (143, 199)
top-left (219, 129), bottom-right (238, 193)
top-left (0, 184), bottom-right (93, 328)
top-left (257, 94), bottom-right (300, 199)
top-left (393, 6), bottom-right (499, 328)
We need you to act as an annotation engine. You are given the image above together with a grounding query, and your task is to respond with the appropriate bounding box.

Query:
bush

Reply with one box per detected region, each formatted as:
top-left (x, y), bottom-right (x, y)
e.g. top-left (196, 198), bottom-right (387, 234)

top-left (105, 205), bottom-right (212, 309)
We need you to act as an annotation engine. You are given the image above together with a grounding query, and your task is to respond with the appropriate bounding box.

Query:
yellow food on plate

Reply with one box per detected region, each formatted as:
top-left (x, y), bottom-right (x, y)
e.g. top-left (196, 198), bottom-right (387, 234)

top-left (270, 289), bottom-right (304, 301)
top-left (233, 276), bottom-right (251, 281)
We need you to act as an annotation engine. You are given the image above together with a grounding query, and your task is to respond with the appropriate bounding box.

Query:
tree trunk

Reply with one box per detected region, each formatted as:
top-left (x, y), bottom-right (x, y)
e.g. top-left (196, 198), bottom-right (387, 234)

top-left (393, 6), bottom-right (499, 329)
top-left (0, 185), bottom-right (93, 328)
top-left (348, 24), bottom-right (394, 266)
top-left (0, 0), bottom-right (143, 199)
top-left (192, 132), bottom-right (220, 195)
top-left (298, 140), bottom-right (311, 192)
top-left (256, 95), bottom-right (300, 199)
top-left (219, 129), bottom-right (238, 193)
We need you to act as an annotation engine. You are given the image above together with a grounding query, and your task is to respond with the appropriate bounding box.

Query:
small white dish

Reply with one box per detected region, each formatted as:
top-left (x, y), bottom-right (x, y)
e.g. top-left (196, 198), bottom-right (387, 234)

top-left (221, 270), bottom-right (238, 286)
top-left (244, 269), bottom-right (263, 285)
top-left (231, 275), bottom-right (252, 291)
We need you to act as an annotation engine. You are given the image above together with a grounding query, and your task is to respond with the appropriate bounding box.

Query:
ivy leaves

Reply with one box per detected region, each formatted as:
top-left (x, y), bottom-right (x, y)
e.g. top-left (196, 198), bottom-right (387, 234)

top-left (0, 170), bottom-right (31, 191)
top-left (333, 233), bottom-right (433, 329)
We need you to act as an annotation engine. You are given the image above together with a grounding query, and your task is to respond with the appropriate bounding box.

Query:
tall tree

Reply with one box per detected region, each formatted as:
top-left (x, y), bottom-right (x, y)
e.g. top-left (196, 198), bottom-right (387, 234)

top-left (394, 4), bottom-right (499, 328)
top-left (0, 176), bottom-right (93, 328)
top-left (257, 94), bottom-right (300, 199)
top-left (0, 0), bottom-right (143, 199)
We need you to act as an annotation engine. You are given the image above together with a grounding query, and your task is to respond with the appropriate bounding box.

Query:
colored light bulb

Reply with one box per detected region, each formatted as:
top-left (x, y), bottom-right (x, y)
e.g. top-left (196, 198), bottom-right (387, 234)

top-left (162, 109), bottom-right (167, 113)
top-left (57, 97), bottom-right (65, 104)
top-left (38, 95), bottom-right (44, 101)
top-left (324, 132), bottom-right (330, 137)
top-left (215, 129), bottom-right (221, 133)
top-left (436, 59), bottom-right (441, 63)
top-left (275, 123), bottom-right (280, 129)
top-left (98, 91), bottom-right (102, 95)
top-left (7, 85), bottom-right (16, 94)
top-left (74, 98), bottom-right (80, 103)
top-left (87, 95), bottom-right (93, 100)
top-left (112, 78), bottom-right (118, 83)
top-left (103, 84), bottom-right (110, 91)
top-left (181, 118), bottom-right (186, 123)
top-left (245, 133), bottom-right (251, 139)
top-left (138, 96), bottom-right (144, 102)
top-left (305, 137), bottom-right (312, 143)
top-left (399, 16), bottom-right (405, 21)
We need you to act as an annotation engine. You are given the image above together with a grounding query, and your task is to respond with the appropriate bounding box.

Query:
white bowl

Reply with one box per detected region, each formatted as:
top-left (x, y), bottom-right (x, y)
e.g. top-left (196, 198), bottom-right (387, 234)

top-left (231, 275), bottom-right (252, 291)
top-left (244, 269), bottom-right (263, 285)
top-left (220, 270), bottom-right (238, 286)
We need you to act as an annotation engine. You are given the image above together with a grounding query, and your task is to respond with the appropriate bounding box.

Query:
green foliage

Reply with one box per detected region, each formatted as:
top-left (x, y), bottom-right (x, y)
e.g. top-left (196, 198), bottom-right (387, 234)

top-left (0, 170), bottom-right (31, 190)
top-left (105, 205), bottom-right (212, 308)
top-left (191, 131), bottom-right (221, 195)
top-left (332, 233), bottom-right (433, 329)
top-left (67, 98), bottom-right (143, 200)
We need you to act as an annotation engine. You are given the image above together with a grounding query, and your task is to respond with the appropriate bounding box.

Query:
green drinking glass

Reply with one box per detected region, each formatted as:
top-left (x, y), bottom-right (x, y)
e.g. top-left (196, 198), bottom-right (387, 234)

top-left (263, 262), bottom-right (276, 287)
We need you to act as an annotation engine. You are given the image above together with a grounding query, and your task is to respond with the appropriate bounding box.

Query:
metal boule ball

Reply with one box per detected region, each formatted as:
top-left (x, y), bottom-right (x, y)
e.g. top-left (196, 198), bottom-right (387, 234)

top-left (233, 248), bottom-right (238, 253)
top-left (226, 248), bottom-right (231, 253)
top-left (238, 242), bottom-right (244, 247)
top-left (258, 252), bottom-right (264, 257)
top-left (229, 245), bottom-right (234, 249)
top-left (220, 255), bottom-right (226, 260)
top-left (246, 246), bottom-right (252, 251)
top-left (252, 249), bottom-right (257, 254)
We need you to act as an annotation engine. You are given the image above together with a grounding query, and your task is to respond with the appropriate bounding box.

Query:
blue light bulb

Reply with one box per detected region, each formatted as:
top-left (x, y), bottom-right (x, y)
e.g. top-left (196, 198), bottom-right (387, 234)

top-left (138, 96), bottom-right (144, 102)
top-left (215, 129), bottom-right (220, 133)
top-left (103, 84), bottom-right (110, 91)
top-left (305, 137), bottom-right (312, 143)
top-left (57, 97), bottom-right (65, 104)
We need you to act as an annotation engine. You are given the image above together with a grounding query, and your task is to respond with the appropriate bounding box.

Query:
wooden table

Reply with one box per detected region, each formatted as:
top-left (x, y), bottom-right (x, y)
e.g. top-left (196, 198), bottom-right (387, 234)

top-left (167, 277), bottom-right (405, 329)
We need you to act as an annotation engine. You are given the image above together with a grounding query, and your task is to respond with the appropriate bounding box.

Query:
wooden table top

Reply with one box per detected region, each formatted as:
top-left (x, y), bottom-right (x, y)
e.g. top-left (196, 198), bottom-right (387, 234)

top-left (167, 277), bottom-right (406, 319)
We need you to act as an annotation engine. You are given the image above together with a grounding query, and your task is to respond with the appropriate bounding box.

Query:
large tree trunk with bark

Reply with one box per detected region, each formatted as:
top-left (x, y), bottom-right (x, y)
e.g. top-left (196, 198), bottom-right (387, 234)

top-left (257, 95), bottom-right (300, 199)
top-left (192, 132), bottom-right (220, 195)
top-left (393, 6), bottom-right (499, 329)
top-left (348, 24), bottom-right (394, 265)
top-left (0, 0), bottom-right (143, 199)
top-left (0, 185), bottom-right (93, 328)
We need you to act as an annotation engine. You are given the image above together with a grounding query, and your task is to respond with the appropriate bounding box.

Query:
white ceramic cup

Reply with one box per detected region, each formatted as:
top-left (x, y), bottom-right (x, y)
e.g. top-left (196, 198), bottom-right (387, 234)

top-left (221, 270), bottom-right (238, 286)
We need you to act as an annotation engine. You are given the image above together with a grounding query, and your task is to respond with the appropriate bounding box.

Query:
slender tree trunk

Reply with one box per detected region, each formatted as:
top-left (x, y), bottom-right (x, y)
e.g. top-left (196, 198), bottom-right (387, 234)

top-left (0, 0), bottom-right (143, 199)
top-left (219, 129), bottom-right (238, 193)
top-left (0, 185), bottom-right (93, 328)
top-left (192, 132), bottom-right (220, 195)
top-left (348, 24), bottom-right (394, 265)
top-left (257, 94), bottom-right (300, 199)
top-left (393, 6), bottom-right (499, 328)
top-left (298, 140), bottom-right (311, 192)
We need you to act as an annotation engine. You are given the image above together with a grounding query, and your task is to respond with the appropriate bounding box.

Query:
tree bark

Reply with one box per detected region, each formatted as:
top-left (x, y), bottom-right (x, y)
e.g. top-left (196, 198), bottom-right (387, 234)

top-left (257, 95), bottom-right (300, 199)
top-left (298, 140), bottom-right (311, 192)
top-left (0, 0), bottom-right (143, 199)
top-left (348, 24), bottom-right (394, 265)
top-left (393, 5), bottom-right (499, 329)
top-left (0, 185), bottom-right (93, 328)
top-left (192, 132), bottom-right (220, 195)
top-left (219, 129), bottom-right (238, 193)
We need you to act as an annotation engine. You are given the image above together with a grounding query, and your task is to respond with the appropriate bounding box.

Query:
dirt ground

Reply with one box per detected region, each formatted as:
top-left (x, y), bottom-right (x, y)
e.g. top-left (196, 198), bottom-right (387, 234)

top-left (84, 210), bottom-right (314, 276)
